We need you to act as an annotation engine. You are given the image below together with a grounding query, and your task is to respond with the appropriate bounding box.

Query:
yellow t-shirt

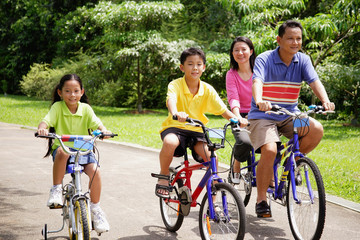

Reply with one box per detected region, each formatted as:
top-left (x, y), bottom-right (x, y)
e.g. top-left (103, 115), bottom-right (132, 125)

top-left (160, 77), bottom-right (227, 133)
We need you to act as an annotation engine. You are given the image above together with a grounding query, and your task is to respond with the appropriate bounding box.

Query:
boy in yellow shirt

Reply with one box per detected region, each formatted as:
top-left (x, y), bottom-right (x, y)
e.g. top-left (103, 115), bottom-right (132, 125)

top-left (155, 47), bottom-right (248, 198)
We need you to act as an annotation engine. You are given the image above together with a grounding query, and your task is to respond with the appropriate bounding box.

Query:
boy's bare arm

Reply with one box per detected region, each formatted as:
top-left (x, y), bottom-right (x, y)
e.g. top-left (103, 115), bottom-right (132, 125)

top-left (167, 98), bottom-right (188, 122)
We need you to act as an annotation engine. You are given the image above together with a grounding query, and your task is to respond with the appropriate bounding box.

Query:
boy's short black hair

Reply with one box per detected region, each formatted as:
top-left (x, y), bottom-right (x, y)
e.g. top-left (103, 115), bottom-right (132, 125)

top-left (180, 47), bottom-right (206, 65)
top-left (278, 20), bottom-right (303, 37)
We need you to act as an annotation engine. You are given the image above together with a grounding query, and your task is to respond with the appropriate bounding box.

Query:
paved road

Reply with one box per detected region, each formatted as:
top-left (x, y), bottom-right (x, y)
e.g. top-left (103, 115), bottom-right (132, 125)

top-left (1, 122), bottom-right (359, 240)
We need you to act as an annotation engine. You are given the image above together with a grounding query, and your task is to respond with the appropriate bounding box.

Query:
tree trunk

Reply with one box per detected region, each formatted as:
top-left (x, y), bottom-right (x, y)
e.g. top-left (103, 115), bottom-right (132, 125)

top-left (137, 56), bottom-right (143, 113)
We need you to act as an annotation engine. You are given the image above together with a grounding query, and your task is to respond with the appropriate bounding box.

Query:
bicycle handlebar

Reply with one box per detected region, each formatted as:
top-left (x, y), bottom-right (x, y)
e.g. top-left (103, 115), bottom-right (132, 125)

top-left (35, 131), bottom-right (118, 156)
top-left (172, 115), bottom-right (244, 148)
top-left (266, 105), bottom-right (335, 116)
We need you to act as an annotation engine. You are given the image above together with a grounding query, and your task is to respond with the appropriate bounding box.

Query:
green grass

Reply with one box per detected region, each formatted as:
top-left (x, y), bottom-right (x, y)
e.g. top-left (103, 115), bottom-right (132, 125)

top-left (1, 94), bottom-right (359, 203)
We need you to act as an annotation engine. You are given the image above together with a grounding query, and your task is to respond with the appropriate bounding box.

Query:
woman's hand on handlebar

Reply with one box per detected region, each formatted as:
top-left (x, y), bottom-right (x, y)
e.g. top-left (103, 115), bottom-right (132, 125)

top-left (238, 117), bottom-right (249, 128)
top-left (173, 112), bottom-right (189, 122)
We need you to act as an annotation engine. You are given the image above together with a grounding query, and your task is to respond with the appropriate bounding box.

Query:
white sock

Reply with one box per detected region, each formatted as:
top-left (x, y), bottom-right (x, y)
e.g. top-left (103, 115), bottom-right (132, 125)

top-left (90, 202), bottom-right (100, 211)
top-left (52, 184), bottom-right (62, 189)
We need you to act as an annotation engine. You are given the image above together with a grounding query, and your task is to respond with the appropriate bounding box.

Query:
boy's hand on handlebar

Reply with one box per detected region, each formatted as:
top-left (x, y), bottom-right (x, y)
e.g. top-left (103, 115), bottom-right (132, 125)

top-left (174, 112), bottom-right (189, 122)
top-left (256, 101), bottom-right (272, 112)
top-left (37, 128), bottom-right (49, 136)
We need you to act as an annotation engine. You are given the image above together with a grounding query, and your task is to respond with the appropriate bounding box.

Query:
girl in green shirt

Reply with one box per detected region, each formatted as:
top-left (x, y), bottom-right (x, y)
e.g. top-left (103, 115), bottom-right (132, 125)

top-left (37, 74), bottom-right (111, 234)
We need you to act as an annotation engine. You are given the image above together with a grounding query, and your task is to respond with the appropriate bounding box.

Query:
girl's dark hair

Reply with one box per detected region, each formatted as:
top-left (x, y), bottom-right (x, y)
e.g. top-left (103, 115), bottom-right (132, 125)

top-left (229, 36), bottom-right (256, 72)
top-left (51, 74), bottom-right (89, 105)
top-left (278, 20), bottom-right (303, 37)
top-left (180, 47), bottom-right (206, 65)
top-left (44, 74), bottom-right (89, 157)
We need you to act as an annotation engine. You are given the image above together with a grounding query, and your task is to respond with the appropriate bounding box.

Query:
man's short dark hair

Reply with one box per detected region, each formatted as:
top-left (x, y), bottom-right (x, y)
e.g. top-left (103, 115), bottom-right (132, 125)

top-left (180, 47), bottom-right (206, 65)
top-left (278, 20), bottom-right (303, 37)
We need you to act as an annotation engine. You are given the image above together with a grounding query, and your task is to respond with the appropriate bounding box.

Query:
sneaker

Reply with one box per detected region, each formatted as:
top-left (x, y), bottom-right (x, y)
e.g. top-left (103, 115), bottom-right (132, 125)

top-left (91, 207), bottom-right (110, 233)
top-left (232, 173), bottom-right (241, 184)
top-left (47, 185), bottom-right (63, 208)
top-left (256, 200), bottom-right (272, 218)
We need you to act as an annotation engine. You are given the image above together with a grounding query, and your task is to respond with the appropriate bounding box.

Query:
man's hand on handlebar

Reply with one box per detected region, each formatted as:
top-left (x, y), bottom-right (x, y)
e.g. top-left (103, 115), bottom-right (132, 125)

top-left (322, 102), bottom-right (335, 111)
top-left (256, 100), bottom-right (272, 112)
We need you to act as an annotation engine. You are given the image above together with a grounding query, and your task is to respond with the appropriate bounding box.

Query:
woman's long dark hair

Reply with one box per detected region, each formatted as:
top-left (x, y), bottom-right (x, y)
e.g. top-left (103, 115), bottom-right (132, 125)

top-left (229, 36), bottom-right (256, 72)
top-left (44, 74), bottom-right (89, 157)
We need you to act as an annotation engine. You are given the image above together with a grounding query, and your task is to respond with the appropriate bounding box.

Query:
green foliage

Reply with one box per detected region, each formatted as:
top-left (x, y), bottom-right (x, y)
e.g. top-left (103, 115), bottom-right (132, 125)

top-left (202, 53), bottom-right (229, 97)
top-left (20, 63), bottom-right (62, 100)
top-left (317, 61), bottom-right (360, 119)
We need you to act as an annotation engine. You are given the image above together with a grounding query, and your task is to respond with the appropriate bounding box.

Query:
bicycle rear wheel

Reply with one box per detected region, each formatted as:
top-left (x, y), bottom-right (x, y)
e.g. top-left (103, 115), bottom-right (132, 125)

top-left (199, 182), bottom-right (246, 240)
top-left (159, 179), bottom-right (184, 232)
top-left (229, 148), bottom-right (253, 207)
top-left (287, 157), bottom-right (326, 240)
top-left (74, 199), bottom-right (91, 240)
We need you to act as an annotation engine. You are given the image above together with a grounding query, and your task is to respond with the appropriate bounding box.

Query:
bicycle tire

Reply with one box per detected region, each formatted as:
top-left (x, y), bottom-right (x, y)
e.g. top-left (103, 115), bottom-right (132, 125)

top-left (199, 182), bottom-right (246, 240)
top-left (74, 199), bottom-right (91, 240)
top-left (229, 148), bottom-right (253, 207)
top-left (159, 179), bottom-right (184, 232)
top-left (287, 157), bottom-right (326, 240)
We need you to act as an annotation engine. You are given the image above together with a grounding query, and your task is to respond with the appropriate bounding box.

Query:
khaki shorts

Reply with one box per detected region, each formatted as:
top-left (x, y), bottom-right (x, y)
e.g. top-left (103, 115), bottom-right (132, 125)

top-left (248, 117), bottom-right (294, 152)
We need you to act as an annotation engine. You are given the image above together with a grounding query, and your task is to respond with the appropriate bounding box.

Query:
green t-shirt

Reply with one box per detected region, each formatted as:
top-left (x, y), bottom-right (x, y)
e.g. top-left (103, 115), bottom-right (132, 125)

top-left (42, 101), bottom-right (102, 150)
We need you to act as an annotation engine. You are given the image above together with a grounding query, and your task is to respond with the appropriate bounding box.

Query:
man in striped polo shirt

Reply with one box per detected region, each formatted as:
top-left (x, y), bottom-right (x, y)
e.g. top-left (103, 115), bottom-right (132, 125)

top-left (247, 20), bottom-right (335, 218)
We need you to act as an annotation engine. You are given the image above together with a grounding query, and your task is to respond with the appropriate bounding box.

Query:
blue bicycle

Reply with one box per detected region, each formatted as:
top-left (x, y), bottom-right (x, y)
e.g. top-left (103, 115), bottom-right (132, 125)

top-left (228, 105), bottom-right (333, 240)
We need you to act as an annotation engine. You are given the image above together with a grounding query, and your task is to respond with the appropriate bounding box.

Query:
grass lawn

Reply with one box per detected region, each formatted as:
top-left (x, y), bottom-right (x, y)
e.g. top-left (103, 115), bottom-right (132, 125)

top-left (1, 94), bottom-right (359, 203)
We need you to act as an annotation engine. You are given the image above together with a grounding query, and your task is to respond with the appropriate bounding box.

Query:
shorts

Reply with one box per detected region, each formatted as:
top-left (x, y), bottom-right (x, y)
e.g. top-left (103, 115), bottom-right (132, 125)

top-left (52, 147), bottom-right (99, 166)
top-left (160, 127), bottom-right (206, 162)
top-left (248, 117), bottom-right (294, 152)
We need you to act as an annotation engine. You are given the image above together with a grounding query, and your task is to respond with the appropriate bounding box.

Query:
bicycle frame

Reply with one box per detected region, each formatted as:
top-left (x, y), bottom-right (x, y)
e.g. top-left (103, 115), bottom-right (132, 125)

top-left (241, 118), bottom-right (315, 205)
top-left (164, 120), bottom-right (237, 221)
top-left (168, 149), bottom-right (224, 220)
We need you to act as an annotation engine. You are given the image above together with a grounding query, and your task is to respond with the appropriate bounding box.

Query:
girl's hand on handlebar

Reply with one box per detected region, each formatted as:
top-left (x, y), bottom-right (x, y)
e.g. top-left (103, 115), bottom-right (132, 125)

top-left (37, 128), bottom-right (49, 136)
top-left (100, 130), bottom-right (113, 139)
top-left (174, 112), bottom-right (189, 122)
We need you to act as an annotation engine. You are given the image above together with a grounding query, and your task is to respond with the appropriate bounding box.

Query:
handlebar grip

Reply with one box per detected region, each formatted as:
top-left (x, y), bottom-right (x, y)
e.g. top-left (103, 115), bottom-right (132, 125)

top-left (102, 133), bottom-right (118, 138)
top-left (172, 115), bottom-right (191, 123)
top-left (34, 132), bottom-right (55, 139)
top-left (271, 104), bottom-right (281, 111)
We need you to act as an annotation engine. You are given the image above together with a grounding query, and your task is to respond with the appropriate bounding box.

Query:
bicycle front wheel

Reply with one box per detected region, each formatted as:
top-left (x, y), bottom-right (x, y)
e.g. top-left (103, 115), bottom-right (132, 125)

top-left (74, 199), bottom-right (91, 240)
top-left (159, 179), bottom-right (184, 232)
top-left (199, 182), bottom-right (246, 240)
top-left (287, 157), bottom-right (326, 240)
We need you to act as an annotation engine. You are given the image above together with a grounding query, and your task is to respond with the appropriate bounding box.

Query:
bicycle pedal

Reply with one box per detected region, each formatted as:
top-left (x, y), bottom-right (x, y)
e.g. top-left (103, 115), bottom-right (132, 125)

top-left (257, 213), bottom-right (272, 218)
top-left (49, 204), bottom-right (63, 209)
